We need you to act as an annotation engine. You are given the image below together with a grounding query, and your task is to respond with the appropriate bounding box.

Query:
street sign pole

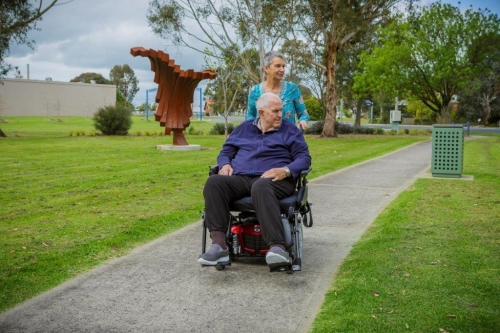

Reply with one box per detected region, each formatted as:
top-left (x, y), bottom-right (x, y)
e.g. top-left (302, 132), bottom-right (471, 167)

top-left (145, 88), bottom-right (158, 121)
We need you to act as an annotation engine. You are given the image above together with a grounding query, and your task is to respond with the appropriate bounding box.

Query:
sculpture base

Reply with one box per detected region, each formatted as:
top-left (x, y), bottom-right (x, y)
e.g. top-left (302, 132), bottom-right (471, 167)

top-left (157, 144), bottom-right (201, 151)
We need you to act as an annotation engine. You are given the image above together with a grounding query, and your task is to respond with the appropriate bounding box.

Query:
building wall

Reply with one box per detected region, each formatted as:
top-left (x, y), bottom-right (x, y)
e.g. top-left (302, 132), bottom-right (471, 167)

top-left (0, 79), bottom-right (116, 117)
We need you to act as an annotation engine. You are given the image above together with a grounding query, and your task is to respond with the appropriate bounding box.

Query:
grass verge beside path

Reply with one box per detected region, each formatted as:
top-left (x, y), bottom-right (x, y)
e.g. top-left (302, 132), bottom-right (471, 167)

top-left (310, 136), bottom-right (500, 333)
top-left (0, 130), bottom-right (427, 313)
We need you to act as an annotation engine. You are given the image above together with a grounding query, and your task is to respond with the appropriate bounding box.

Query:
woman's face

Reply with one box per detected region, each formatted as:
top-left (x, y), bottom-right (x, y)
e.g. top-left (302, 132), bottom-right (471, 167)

top-left (265, 57), bottom-right (285, 80)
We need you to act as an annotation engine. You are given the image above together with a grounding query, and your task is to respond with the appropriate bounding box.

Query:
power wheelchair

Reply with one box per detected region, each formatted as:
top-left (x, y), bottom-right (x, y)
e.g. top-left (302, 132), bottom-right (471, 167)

top-left (201, 166), bottom-right (313, 273)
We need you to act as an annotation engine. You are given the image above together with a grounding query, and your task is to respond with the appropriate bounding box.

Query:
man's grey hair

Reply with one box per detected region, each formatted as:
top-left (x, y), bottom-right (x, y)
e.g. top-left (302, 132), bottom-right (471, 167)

top-left (256, 92), bottom-right (281, 111)
top-left (263, 51), bottom-right (285, 67)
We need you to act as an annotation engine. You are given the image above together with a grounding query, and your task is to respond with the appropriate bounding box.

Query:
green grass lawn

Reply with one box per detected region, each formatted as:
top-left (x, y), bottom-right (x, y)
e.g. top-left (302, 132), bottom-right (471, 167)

top-left (0, 116), bottom-right (429, 312)
top-left (310, 136), bottom-right (500, 332)
top-left (2, 116), bottom-right (498, 332)
top-left (0, 115), bottom-right (219, 137)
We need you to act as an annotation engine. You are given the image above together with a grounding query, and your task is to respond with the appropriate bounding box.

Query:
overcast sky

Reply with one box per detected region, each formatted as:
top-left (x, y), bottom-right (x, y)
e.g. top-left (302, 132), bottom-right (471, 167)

top-left (6, 0), bottom-right (500, 106)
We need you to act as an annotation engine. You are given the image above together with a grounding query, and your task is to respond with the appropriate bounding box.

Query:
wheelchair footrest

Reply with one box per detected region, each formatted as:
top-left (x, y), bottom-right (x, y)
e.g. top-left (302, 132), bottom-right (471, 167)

top-left (268, 263), bottom-right (300, 274)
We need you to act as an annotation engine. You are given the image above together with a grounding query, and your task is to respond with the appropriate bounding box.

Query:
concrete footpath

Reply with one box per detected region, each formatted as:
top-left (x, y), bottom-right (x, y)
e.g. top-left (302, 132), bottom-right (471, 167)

top-left (0, 141), bottom-right (432, 333)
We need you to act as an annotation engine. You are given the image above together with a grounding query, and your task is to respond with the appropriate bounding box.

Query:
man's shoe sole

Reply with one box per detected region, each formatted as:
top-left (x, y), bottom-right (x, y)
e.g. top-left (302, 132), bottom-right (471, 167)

top-left (265, 252), bottom-right (290, 265)
top-left (197, 255), bottom-right (230, 266)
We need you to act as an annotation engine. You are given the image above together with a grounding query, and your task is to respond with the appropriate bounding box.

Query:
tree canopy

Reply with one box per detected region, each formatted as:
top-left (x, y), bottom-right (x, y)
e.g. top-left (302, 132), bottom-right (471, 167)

top-left (354, 2), bottom-right (500, 123)
top-left (147, 0), bottom-right (403, 136)
top-left (109, 64), bottom-right (139, 104)
top-left (70, 72), bottom-right (110, 84)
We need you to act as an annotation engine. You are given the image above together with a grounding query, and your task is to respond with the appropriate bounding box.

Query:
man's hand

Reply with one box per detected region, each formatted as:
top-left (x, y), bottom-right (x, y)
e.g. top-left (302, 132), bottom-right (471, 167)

top-left (261, 168), bottom-right (287, 182)
top-left (219, 164), bottom-right (233, 176)
top-left (298, 120), bottom-right (308, 131)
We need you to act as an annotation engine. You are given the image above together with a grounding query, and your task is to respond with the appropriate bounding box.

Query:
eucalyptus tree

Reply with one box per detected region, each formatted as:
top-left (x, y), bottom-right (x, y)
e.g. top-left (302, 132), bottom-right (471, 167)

top-left (147, 0), bottom-right (295, 83)
top-left (285, 0), bottom-right (403, 137)
top-left (204, 47), bottom-right (258, 136)
top-left (109, 64), bottom-right (139, 104)
top-left (354, 2), bottom-right (500, 123)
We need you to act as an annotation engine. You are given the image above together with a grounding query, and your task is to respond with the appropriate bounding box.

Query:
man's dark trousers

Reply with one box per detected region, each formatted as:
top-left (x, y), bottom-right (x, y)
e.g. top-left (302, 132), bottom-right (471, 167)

top-left (203, 174), bottom-right (296, 246)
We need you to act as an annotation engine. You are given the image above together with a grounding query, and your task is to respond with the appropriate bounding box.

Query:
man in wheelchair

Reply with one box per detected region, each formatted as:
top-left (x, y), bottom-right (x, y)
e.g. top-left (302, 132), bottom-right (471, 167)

top-left (198, 92), bottom-right (311, 270)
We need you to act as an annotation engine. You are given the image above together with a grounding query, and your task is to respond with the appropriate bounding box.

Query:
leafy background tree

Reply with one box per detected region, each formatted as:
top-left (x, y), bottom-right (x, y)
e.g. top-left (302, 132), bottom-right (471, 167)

top-left (286, 0), bottom-right (401, 136)
top-left (203, 47), bottom-right (255, 136)
top-left (109, 64), bottom-right (139, 105)
top-left (355, 2), bottom-right (500, 124)
top-left (70, 71), bottom-right (133, 109)
top-left (70, 72), bottom-right (110, 84)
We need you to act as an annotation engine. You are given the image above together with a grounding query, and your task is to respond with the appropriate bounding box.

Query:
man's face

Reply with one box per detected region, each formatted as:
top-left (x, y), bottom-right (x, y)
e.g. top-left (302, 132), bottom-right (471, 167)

top-left (259, 97), bottom-right (283, 130)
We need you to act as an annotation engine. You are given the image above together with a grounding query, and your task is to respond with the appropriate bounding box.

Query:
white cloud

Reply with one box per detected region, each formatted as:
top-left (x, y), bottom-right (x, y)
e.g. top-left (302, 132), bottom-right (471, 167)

top-left (5, 0), bottom-right (208, 105)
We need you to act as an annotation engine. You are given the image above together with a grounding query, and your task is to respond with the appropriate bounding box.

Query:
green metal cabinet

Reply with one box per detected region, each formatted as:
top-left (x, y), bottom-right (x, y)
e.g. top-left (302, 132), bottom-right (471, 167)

top-left (431, 125), bottom-right (464, 178)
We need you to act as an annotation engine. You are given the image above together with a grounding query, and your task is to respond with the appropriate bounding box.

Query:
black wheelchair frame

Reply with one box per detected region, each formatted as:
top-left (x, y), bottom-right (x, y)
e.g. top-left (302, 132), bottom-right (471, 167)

top-left (201, 166), bottom-right (313, 272)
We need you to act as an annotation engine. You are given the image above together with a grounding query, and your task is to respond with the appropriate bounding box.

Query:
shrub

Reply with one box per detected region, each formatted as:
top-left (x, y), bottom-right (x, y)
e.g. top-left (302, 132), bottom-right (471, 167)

top-left (92, 105), bottom-right (132, 135)
top-left (336, 122), bottom-right (355, 134)
top-left (305, 121), bottom-right (324, 135)
top-left (187, 125), bottom-right (203, 135)
top-left (304, 96), bottom-right (324, 121)
top-left (209, 123), bottom-right (234, 135)
top-left (375, 128), bottom-right (385, 135)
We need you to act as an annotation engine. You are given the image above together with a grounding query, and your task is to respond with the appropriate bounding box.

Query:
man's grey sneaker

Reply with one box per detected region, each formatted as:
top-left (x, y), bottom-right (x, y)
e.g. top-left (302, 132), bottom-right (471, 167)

top-left (198, 244), bottom-right (230, 266)
top-left (265, 246), bottom-right (290, 265)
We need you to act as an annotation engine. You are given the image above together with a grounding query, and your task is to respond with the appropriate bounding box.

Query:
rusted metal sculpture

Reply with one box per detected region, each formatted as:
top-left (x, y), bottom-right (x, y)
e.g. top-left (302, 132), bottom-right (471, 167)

top-left (131, 47), bottom-right (216, 145)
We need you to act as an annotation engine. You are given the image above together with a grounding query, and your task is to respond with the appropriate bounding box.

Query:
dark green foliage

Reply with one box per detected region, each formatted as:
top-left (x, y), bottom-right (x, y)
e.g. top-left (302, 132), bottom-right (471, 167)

top-left (109, 64), bottom-right (140, 104)
top-left (70, 72), bottom-right (111, 84)
top-left (336, 123), bottom-right (355, 134)
top-left (209, 123), bottom-right (234, 135)
top-left (305, 121), bottom-right (324, 135)
top-left (92, 105), bottom-right (132, 135)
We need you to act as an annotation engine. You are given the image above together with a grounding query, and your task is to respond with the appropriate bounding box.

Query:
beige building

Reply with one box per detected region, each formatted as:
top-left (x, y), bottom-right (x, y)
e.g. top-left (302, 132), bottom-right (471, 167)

top-left (0, 78), bottom-right (116, 117)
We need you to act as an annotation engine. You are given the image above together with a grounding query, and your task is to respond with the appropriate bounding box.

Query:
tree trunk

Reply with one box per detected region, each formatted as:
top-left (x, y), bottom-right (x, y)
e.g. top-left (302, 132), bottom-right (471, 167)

top-left (354, 100), bottom-right (363, 128)
top-left (439, 107), bottom-right (451, 124)
top-left (321, 38), bottom-right (338, 138)
top-left (482, 98), bottom-right (491, 125)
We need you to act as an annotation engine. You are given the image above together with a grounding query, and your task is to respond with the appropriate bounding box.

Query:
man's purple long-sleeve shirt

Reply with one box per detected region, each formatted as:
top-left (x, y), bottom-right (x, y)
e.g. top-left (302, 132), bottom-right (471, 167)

top-left (217, 119), bottom-right (311, 179)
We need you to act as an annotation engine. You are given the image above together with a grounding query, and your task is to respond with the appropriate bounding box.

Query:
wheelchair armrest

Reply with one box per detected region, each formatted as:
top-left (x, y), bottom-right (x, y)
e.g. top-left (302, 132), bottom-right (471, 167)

top-left (300, 167), bottom-right (312, 176)
top-left (209, 165), bottom-right (219, 176)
